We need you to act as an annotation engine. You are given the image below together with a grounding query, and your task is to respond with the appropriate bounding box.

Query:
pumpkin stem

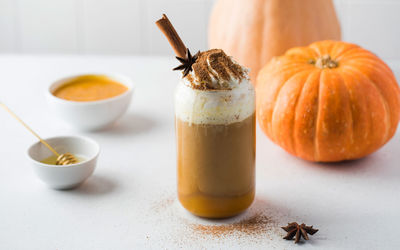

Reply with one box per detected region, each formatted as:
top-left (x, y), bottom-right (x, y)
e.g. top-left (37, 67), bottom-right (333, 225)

top-left (311, 55), bottom-right (338, 69)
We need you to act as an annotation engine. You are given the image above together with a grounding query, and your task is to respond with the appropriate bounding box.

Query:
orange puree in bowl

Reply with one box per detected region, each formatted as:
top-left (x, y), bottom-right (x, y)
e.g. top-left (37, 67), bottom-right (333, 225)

top-left (53, 75), bottom-right (128, 102)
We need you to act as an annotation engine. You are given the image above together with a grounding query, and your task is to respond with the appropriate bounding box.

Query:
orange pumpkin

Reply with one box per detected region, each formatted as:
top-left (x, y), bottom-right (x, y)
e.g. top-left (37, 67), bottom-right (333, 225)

top-left (208, 0), bottom-right (341, 81)
top-left (256, 40), bottom-right (400, 162)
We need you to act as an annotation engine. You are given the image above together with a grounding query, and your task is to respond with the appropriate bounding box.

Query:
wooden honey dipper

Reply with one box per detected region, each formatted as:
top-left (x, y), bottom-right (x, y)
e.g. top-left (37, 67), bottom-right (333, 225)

top-left (0, 103), bottom-right (78, 165)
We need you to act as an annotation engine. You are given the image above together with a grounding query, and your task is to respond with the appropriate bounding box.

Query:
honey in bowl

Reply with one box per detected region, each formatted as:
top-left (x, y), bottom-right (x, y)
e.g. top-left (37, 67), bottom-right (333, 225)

top-left (53, 75), bottom-right (128, 102)
top-left (40, 155), bottom-right (86, 165)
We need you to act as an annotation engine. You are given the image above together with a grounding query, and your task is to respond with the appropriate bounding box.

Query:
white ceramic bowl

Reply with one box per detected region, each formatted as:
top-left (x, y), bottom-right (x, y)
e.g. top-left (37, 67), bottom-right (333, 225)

top-left (27, 136), bottom-right (100, 190)
top-left (46, 73), bottom-right (133, 131)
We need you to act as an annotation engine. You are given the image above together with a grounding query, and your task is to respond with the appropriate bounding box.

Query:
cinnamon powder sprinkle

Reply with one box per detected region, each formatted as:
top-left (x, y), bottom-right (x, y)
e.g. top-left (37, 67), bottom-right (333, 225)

top-left (150, 197), bottom-right (282, 247)
top-left (191, 213), bottom-right (277, 238)
top-left (188, 49), bottom-right (247, 90)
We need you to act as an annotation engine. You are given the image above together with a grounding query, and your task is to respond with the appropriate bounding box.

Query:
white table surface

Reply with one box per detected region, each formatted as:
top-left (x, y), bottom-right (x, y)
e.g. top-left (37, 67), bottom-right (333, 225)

top-left (0, 55), bottom-right (399, 250)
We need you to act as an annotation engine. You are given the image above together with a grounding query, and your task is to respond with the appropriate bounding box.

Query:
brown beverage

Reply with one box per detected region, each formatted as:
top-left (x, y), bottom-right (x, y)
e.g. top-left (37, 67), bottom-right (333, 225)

top-left (176, 114), bottom-right (255, 218)
top-left (175, 49), bottom-right (255, 218)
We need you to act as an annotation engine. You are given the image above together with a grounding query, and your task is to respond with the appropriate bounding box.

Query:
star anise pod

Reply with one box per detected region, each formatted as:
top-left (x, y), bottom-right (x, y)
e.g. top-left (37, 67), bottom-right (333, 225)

top-left (281, 222), bottom-right (318, 244)
top-left (173, 48), bottom-right (199, 77)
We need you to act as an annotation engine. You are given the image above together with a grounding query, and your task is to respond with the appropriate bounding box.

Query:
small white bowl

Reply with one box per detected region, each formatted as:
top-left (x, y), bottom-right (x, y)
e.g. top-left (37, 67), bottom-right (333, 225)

top-left (27, 136), bottom-right (100, 190)
top-left (46, 73), bottom-right (133, 131)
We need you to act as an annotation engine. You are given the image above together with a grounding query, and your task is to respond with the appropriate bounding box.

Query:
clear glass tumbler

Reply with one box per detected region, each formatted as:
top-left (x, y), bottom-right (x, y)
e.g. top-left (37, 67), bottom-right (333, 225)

top-left (175, 80), bottom-right (255, 218)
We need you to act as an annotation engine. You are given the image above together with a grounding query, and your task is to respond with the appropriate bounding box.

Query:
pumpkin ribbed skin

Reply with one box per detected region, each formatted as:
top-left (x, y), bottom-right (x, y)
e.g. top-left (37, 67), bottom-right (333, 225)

top-left (208, 0), bottom-right (341, 82)
top-left (256, 40), bottom-right (400, 162)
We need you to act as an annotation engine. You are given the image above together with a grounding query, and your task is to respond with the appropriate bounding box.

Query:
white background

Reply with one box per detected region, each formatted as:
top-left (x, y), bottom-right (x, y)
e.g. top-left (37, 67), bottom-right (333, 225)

top-left (0, 0), bottom-right (400, 61)
top-left (1, 1), bottom-right (400, 249)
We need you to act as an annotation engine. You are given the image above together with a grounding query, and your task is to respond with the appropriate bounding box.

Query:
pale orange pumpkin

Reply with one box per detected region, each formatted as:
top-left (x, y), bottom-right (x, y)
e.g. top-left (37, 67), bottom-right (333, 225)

top-left (256, 40), bottom-right (400, 162)
top-left (208, 0), bottom-right (341, 82)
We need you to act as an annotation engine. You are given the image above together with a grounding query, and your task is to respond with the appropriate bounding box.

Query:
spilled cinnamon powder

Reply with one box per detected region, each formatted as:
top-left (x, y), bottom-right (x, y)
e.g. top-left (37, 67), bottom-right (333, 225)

top-left (187, 49), bottom-right (247, 90)
top-left (191, 213), bottom-right (276, 238)
top-left (151, 196), bottom-right (281, 245)
top-left (151, 196), bottom-right (175, 213)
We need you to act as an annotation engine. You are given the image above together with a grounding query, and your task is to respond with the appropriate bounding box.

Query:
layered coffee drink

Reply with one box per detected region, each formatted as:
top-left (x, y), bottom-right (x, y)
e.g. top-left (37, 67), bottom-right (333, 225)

top-left (175, 49), bottom-right (255, 218)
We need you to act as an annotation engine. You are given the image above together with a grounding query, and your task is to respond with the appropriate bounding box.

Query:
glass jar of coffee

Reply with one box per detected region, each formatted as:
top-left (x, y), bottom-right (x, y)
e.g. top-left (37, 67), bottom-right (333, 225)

top-left (175, 49), bottom-right (255, 218)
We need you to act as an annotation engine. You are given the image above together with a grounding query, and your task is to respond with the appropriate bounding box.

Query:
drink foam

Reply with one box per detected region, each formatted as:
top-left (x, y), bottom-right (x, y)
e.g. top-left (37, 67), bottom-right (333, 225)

top-left (175, 78), bottom-right (255, 125)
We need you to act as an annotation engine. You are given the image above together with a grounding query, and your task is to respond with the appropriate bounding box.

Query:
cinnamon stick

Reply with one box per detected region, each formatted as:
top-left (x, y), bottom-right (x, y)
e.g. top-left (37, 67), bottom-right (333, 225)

top-left (156, 14), bottom-right (187, 58)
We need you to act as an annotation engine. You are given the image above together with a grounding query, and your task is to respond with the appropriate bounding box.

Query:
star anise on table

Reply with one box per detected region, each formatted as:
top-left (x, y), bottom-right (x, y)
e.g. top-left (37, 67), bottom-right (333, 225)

top-left (281, 222), bottom-right (318, 244)
top-left (173, 48), bottom-right (200, 77)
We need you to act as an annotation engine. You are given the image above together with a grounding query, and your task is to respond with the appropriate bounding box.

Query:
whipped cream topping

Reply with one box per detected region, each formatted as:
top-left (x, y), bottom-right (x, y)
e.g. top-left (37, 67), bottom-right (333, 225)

top-left (182, 49), bottom-right (249, 90)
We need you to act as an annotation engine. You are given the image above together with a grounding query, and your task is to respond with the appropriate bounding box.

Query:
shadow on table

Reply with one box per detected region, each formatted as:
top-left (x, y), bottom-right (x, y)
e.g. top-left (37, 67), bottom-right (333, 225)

top-left (258, 130), bottom-right (400, 178)
top-left (187, 197), bottom-right (290, 225)
top-left (71, 175), bottom-right (117, 196)
top-left (94, 112), bottom-right (158, 136)
top-left (310, 151), bottom-right (400, 178)
top-left (265, 142), bottom-right (400, 179)
top-left (310, 156), bottom-right (371, 171)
